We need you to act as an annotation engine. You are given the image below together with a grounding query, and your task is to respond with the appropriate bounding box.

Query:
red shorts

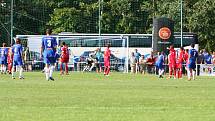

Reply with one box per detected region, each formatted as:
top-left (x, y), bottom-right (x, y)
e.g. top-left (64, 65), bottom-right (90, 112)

top-left (169, 63), bottom-right (176, 68)
top-left (176, 63), bottom-right (182, 69)
top-left (7, 57), bottom-right (13, 64)
top-left (104, 59), bottom-right (110, 67)
top-left (61, 58), bottom-right (69, 63)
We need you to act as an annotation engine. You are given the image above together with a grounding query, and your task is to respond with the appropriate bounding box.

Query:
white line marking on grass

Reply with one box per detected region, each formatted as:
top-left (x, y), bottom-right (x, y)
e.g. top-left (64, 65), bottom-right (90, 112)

top-left (8, 106), bottom-right (215, 111)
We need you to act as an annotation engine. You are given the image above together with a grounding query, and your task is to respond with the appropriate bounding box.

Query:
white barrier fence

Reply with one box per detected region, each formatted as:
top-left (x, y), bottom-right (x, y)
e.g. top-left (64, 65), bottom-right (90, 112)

top-left (22, 60), bottom-right (215, 76)
top-left (199, 64), bottom-right (215, 76)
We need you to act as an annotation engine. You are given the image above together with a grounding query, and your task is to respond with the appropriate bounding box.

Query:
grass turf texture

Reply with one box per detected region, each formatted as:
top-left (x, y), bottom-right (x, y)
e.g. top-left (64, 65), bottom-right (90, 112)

top-left (0, 72), bottom-right (215, 121)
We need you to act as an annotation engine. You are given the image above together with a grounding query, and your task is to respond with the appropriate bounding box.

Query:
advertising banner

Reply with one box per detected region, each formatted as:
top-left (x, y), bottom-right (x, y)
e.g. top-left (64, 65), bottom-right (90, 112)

top-left (200, 64), bottom-right (215, 76)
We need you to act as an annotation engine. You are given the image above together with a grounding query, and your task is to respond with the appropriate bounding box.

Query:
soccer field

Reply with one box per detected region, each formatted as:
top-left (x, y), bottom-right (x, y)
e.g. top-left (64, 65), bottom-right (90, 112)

top-left (0, 72), bottom-right (215, 121)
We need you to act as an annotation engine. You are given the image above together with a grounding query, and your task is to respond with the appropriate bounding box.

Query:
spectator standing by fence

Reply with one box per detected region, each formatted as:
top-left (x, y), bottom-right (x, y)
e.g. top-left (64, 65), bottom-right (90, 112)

top-left (212, 52), bottom-right (215, 64)
top-left (205, 52), bottom-right (212, 64)
top-left (134, 49), bottom-right (141, 72)
top-left (130, 52), bottom-right (137, 73)
top-left (139, 55), bottom-right (146, 74)
top-left (197, 50), bottom-right (204, 75)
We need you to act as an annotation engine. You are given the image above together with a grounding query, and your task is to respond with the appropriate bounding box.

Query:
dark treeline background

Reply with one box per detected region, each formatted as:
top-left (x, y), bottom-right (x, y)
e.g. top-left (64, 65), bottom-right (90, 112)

top-left (0, 0), bottom-right (214, 50)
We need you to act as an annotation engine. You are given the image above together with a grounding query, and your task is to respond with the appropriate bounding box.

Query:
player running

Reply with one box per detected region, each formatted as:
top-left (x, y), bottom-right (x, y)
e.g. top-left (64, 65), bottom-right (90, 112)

top-left (156, 51), bottom-right (165, 78)
top-left (176, 47), bottom-right (185, 79)
top-left (104, 44), bottom-right (111, 76)
top-left (168, 45), bottom-right (176, 79)
top-left (60, 42), bottom-right (69, 75)
top-left (0, 43), bottom-right (8, 74)
top-left (11, 38), bottom-right (24, 79)
top-left (187, 44), bottom-right (198, 81)
top-left (41, 29), bottom-right (57, 81)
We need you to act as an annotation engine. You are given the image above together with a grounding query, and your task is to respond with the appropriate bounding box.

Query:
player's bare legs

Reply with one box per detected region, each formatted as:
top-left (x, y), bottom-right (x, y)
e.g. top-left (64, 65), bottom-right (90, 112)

top-left (89, 63), bottom-right (95, 72)
top-left (3, 65), bottom-right (6, 74)
top-left (0, 64), bottom-right (6, 74)
top-left (99, 66), bottom-right (102, 73)
top-left (60, 62), bottom-right (64, 75)
top-left (104, 66), bottom-right (107, 75)
top-left (60, 62), bottom-right (68, 75)
top-left (104, 66), bottom-right (110, 76)
top-left (8, 63), bottom-right (12, 74)
top-left (11, 66), bottom-right (15, 79)
top-left (65, 63), bottom-right (69, 74)
top-left (0, 64), bottom-right (3, 74)
top-left (158, 69), bottom-right (164, 78)
top-left (192, 69), bottom-right (196, 80)
top-left (106, 66), bottom-right (110, 75)
top-left (187, 68), bottom-right (195, 81)
top-left (178, 68), bottom-right (182, 78)
top-left (168, 66), bottom-right (176, 79)
top-left (44, 64), bottom-right (50, 80)
top-left (168, 67), bottom-right (172, 78)
top-left (49, 64), bottom-right (55, 81)
top-left (187, 68), bottom-right (192, 81)
top-left (171, 66), bottom-right (176, 79)
top-left (12, 65), bottom-right (24, 79)
top-left (174, 68), bottom-right (176, 78)
top-left (44, 63), bottom-right (55, 81)
top-left (18, 66), bottom-right (24, 79)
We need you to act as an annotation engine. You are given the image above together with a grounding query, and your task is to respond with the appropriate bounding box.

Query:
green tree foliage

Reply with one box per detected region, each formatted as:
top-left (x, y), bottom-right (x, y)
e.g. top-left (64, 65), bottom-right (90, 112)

top-left (48, 0), bottom-right (152, 34)
top-left (0, 0), bottom-right (11, 44)
top-left (0, 0), bottom-right (215, 50)
top-left (188, 0), bottom-right (215, 51)
top-left (0, 0), bottom-right (53, 45)
top-left (49, 8), bottom-right (82, 33)
top-left (49, 1), bottom-right (99, 33)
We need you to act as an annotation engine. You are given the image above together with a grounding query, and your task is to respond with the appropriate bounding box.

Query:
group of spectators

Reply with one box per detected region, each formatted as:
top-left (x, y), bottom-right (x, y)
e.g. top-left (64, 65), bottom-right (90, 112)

top-left (197, 49), bottom-right (215, 65)
top-left (130, 49), bottom-right (155, 74)
top-left (129, 47), bottom-right (215, 76)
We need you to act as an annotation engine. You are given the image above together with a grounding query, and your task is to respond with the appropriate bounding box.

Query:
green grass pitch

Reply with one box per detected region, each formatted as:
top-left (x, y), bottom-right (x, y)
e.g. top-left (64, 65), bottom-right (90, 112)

top-left (0, 72), bottom-right (215, 121)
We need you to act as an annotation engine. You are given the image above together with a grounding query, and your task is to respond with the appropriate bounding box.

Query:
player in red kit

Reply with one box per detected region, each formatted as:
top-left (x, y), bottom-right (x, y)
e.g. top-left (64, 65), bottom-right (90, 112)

top-left (184, 49), bottom-right (189, 75)
top-left (168, 45), bottom-right (176, 79)
top-left (184, 49), bottom-right (189, 63)
top-left (60, 42), bottom-right (69, 75)
top-left (104, 44), bottom-right (111, 76)
top-left (176, 47), bottom-right (184, 79)
top-left (7, 47), bottom-right (13, 74)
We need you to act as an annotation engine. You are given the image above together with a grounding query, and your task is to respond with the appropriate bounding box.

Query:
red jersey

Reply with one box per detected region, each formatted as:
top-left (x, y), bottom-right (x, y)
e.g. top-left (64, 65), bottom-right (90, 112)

top-left (177, 50), bottom-right (184, 63)
top-left (184, 52), bottom-right (189, 65)
top-left (176, 50), bottom-right (184, 68)
top-left (104, 47), bottom-right (111, 67)
top-left (7, 48), bottom-right (13, 63)
top-left (104, 47), bottom-right (111, 60)
top-left (61, 46), bottom-right (69, 59)
top-left (184, 52), bottom-right (189, 62)
top-left (168, 49), bottom-right (176, 64)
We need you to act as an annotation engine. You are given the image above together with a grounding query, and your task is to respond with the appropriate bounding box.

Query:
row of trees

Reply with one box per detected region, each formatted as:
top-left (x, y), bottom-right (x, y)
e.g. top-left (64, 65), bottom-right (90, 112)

top-left (0, 0), bottom-right (214, 50)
